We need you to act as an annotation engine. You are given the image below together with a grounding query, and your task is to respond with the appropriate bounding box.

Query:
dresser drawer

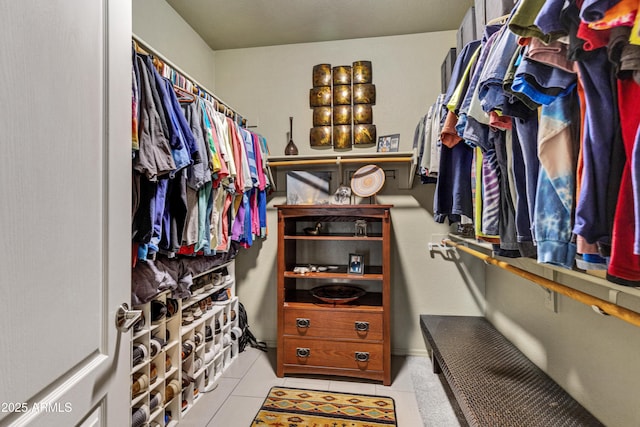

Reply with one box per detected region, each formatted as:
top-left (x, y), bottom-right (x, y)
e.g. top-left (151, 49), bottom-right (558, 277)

top-left (283, 308), bottom-right (383, 340)
top-left (283, 338), bottom-right (383, 371)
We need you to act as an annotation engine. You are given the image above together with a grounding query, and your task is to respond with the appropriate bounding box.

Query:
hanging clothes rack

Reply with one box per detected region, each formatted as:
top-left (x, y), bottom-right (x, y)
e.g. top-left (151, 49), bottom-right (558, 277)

top-left (132, 33), bottom-right (246, 127)
top-left (442, 239), bottom-right (640, 328)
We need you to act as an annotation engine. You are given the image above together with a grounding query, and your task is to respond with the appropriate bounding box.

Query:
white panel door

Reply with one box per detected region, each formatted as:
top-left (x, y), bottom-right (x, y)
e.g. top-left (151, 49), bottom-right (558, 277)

top-left (0, 1), bottom-right (131, 426)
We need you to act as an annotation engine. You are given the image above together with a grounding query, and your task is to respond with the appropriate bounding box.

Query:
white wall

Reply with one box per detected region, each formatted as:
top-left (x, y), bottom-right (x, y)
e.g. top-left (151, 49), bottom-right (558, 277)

top-left (484, 266), bottom-right (640, 427)
top-left (214, 32), bottom-right (457, 152)
top-left (213, 32), bottom-right (487, 355)
top-left (132, 0), bottom-right (216, 90)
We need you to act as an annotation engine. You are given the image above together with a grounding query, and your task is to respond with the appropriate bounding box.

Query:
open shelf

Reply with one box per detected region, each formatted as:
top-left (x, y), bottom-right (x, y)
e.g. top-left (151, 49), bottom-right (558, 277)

top-left (277, 204), bottom-right (392, 385)
top-left (284, 265), bottom-right (383, 280)
top-left (284, 289), bottom-right (383, 307)
top-left (284, 233), bottom-right (383, 241)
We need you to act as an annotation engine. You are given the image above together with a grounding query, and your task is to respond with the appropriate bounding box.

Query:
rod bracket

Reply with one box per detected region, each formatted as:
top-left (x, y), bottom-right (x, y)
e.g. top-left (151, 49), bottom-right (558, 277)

top-left (591, 305), bottom-right (610, 316)
top-left (428, 242), bottom-right (455, 253)
top-left (609, 289), bottom-right (620, 305)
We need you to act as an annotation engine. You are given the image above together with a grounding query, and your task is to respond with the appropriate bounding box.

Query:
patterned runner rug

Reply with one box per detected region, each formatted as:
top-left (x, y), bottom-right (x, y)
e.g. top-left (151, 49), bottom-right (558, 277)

top-left (250, 386), bottom-right (397, 426)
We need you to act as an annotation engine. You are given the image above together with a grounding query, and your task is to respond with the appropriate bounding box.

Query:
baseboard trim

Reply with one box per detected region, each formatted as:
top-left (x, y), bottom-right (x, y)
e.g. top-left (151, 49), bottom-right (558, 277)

top-left (391, 348), bottom-right (430, 357)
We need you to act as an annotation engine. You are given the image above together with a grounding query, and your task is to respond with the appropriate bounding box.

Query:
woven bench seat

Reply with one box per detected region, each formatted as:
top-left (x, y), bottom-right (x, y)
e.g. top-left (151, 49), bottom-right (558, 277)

top-left (420, 315), bottom-right (603, 427)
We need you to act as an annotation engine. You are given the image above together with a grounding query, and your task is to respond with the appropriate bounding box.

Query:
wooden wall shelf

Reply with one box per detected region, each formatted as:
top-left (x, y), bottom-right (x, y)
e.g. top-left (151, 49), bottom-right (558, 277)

top-left (267, 149), bottom-right (418, 190)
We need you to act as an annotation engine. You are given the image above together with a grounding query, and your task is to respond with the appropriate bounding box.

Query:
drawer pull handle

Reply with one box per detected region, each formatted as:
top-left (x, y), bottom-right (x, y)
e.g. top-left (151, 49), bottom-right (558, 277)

top-left (296, 318), bottom-right (311, 328)
top-left (354, 321), bottom-right (369, 332)
top-left (296, 348), bottom-right (311, 358)
top-left (355, 352), bottom-right (370, 362)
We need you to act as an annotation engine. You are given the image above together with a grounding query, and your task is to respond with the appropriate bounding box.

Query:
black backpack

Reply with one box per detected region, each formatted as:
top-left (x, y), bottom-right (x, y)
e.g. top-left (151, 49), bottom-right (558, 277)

top-left (237, 302), bottom-right (267, 352)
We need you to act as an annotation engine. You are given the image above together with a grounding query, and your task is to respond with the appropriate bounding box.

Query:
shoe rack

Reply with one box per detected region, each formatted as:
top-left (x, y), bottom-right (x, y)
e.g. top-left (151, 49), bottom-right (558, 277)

top-left (129, 260), bottom-right (239, 427)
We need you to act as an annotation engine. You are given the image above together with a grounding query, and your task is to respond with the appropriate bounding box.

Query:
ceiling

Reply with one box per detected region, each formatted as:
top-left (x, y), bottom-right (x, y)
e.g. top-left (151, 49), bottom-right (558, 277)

top-left (165, 0), bottom-right (475, 50)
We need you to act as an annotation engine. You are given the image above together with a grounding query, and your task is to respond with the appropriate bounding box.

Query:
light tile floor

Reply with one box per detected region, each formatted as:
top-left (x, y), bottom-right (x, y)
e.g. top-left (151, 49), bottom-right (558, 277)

top-left (180, 347), bottom-right (464, 426)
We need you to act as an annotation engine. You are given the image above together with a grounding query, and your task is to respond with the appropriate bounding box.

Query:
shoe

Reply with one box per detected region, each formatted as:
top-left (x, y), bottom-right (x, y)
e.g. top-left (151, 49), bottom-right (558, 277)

top-left (164, 379), bottom-right (180, 404)
top-left (182, 340), bottom-right (194, 359)
top-left (182, 371), bottom-right (194, 388)
top-left (182, 310), bottom-right (194, 326)
top-left (205, 297), bottom-right (213, 311)
top-left (151, 300), bottom-right (167, 322)
top-left (150, 390), bottom-right (162, 411)
top-left (213, 288), bottom-right (230, 302)
top-left (150, 335), bottom-right (166, 357)
top-left (214, 319), bottom-right (221, 334)
top-left (131, 373), bottom-right (148, 396)
top-left (166, 298), bottom-right (179, 318)
top-left (131, 404), bottom-right (149, 427)
top-left (212, 273), bottom-right (224, 288)
top-left (133, 311), bottom-right (145, 332)
top-left (203, 278), bottom-right (214, 291)
top-left (199, 300), bottom-right (208, 312)
top-left (230, 309), bottom-right (236, 322)
top-left (191, 283), bottom-right (204, 296)
top-left (223, 311), bottom-right (228, 325)
top-left (231, 326), bottom-right (243, 341)
top-left (205, 348), bottom-right (215, 364)
top-left (165, 355), bottom-right (172, 373)
top-left (193, 356), bottom-right (203, 372)
top-left (149, 362), bottom-right (158, 384)
top-left (192, 306), bottom-right (203, 319)
top-left (193, 330), bottom-right (204, 346)
top-left (205, 326), bottom-right (213, 342)
top-left (132, 343), bottom-right (147, 366)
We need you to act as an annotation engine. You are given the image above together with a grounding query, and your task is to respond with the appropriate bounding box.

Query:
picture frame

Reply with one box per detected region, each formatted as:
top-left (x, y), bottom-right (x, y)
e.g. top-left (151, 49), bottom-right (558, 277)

top-left (348, 253), bottom-right (364, 275)
top-left (376, 133), bottom-right (400, 152)
top-left (286, 171), bottom-right (331, 205)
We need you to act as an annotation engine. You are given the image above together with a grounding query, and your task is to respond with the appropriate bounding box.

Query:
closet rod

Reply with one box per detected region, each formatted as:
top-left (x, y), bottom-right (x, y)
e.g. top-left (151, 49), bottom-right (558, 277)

top-left (268, 156), bottom-right (413, 167)
top-left (132, 33), bottom-right (245, 124)
top-left (443, 239), bottom-right (640, 328)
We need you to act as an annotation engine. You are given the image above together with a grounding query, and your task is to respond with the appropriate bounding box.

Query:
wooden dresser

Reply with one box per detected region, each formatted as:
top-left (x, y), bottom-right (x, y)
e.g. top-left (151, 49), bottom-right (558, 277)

top-left (276, 205), bottom-right (391, 385)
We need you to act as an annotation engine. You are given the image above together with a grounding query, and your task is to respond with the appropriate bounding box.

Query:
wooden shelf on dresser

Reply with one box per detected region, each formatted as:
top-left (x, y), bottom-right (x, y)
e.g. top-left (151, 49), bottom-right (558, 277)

top-left (276, 204), bottom-right (392, 385)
